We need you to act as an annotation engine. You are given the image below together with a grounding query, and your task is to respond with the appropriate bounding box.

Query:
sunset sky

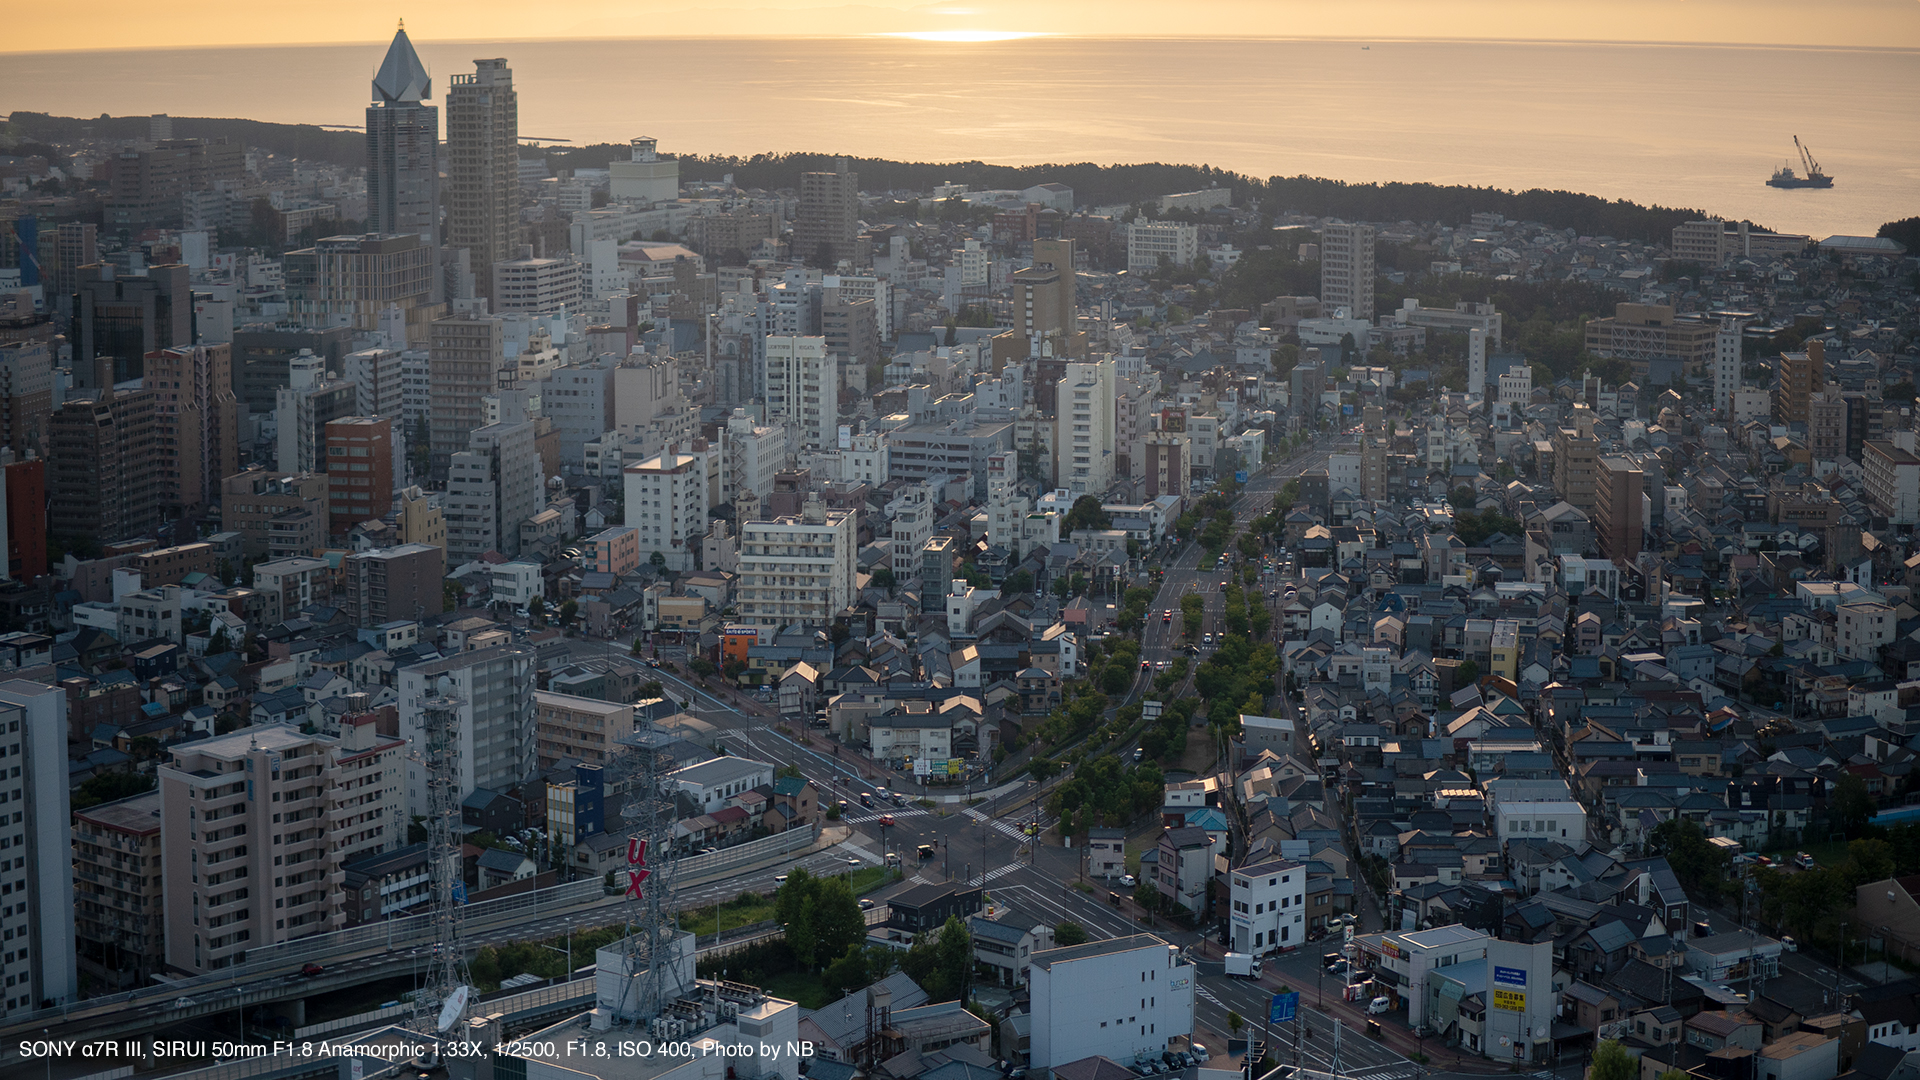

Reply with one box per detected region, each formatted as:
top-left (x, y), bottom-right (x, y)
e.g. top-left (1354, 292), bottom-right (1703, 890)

top-left (6, 0), bottom-right (1919, 51)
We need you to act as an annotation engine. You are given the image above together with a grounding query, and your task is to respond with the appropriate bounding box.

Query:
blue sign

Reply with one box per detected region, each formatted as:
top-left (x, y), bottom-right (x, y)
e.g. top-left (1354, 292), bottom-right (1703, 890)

top-left (1269, 992), bottom-right (1299, 1024)
top-left (451, 881), bottom-right (468, 904)
top-left (1343, 404), bottom-right (1355, 415)
top-left (1236, 470), bottom-right (1250, 484)
top-left (1493, 965), bottom-right (1527, 988)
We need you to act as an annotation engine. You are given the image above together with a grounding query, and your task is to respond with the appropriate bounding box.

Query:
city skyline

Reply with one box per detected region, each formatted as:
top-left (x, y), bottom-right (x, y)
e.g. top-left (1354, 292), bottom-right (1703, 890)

top-left (4, 0), bottom-right (1920, 51)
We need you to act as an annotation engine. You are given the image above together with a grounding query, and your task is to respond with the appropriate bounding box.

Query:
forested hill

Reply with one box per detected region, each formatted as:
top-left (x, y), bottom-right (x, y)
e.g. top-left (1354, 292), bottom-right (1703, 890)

top-left (7, 111), bottom-right (1714, 244)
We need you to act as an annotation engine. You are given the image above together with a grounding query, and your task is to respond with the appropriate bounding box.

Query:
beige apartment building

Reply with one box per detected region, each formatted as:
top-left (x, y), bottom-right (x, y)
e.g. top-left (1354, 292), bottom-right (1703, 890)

top-left (534, 690), bottom-right (634, 770)
top-left (737, 495), bottom-right (857, 636)
top-left (158, 722), bottom-right (402, 972)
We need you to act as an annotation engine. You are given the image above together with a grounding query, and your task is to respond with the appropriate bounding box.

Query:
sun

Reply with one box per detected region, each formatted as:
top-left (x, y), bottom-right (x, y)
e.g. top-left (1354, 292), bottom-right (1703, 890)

top-left (875, 30), bottom-right (1051, 42)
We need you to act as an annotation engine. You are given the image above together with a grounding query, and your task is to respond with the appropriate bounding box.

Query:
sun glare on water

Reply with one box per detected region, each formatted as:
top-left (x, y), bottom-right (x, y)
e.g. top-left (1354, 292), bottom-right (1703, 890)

top-left (877, 30), bottom-right (1051, 42)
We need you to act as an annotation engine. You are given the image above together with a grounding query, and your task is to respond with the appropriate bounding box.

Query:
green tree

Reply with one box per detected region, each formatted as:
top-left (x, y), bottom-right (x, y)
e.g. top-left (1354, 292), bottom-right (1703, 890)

top-left (900, 915), bottom-right (975, 1002)
top-left (823, 943), bottom-right (869, 994)
top-left (1647, 818), bottom-right (1733, 905)
top-left (1227, 1011), bottom-right (1245, 1036)
top-left (871, 566), bottom-right (897, 592)
top-left (1055, 922), bottom-right (1089, 947)
top-left (1063, 495), bottom-right (1113, 533)
top-left (1004, 568), bottom-right (1034, 595)
top-left (1833, 773), bottom-right (1875, 838)
top-left (638, 681), bottom-right (666, 701)
top-left (1592, 1040), bottom-right (1636, 1080)
top-left (71, 770), bottom-right (157, 810)
top-left (528, 596), bottom-right (546, 624)
top-left (558, 598), bottom-right (579, 626)
top-left (650, 550), bottom-right (667, 570)
top-left (1454, 660), bottom-right (1479, 687)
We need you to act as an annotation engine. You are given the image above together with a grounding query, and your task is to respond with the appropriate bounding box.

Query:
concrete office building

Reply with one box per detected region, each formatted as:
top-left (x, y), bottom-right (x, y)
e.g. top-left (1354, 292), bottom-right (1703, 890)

top-left (492, 247), bottom-right (583, 314)
top-left (1028, 934), bottom-right (1195, 1068)
top-left (821, 295), bottom-right (879, 369)
top-left (445, 420), bottom-right (541, 561)
top-left (1583, 303), bottom-right (1721, 372)
top-left (344, 345), bottom-right (405, 418)
top-left (73, 263), bottom-right (191, 387)
top-left (72, 790), bottom-right (165, 990)
top-left (284, 233), bottom-right (438, 346)
top-left (1594, 456), bottom-right (1645, 562)
top-left (886, 420), bottom-right (1014, 499)
top-left (1551, 411), bottom-right (1599, 513)
top-left (275, 350), bottom-right (356, 477)
top-left (623, 445), bottom-right (710, 572)
top-left (1126, 218), bottom-right (1199, 273)
top-left (793, 158), bottom-right (860, 269)
top-left (764, 335), bottom-right (839, 453)
top-left (146, 343), bottom-right (240, 520)
top-left (1056, 359), bottom-right (1116, 496)
top-left (534, 691), bottom-right (634, 769)
top-left (608, 137), bottom-right (679, 206)
top-left (737, 495), bottom-right (857, 636)
top-left (158, 722), bottom-right (404, 973)
top-left (539, 357), bottom-right (617, 466)
top-left (1320, 223), bottom-right (1375, 322)
top-left (1228, 859), bottom-right (1307, 956)
top-left (446, 59), bottom-right (519, 299)
top-left (48, 371), bottom-right (161, 542)
top-left (429, 313), bottom-right (504, 478)
top-left (229, 327), bottom-right (354, 418)
top-left (365, 26), bottom-right (440, 248)
top-left (324, 416), bottom-right (396, 535)
top-left (342, 542), bottom-right (444, 628)
top-left (1864, 441), bottom-right (1920, 526)
top-left (397, 645), bottom-right (538, 816)
top-left (0, 339), bottom-right (52, 459)
top-left (1142, 433), bottom-right (1187, 501)
top-left (221, 468), bottom-right (329, 559)
top-left (0, 681), bottom-right (76, 1016)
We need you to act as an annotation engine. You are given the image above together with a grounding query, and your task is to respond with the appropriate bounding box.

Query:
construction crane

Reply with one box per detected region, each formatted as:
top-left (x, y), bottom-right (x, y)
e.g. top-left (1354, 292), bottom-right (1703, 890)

top-left (1795, 136), bottom-right (1822, 180)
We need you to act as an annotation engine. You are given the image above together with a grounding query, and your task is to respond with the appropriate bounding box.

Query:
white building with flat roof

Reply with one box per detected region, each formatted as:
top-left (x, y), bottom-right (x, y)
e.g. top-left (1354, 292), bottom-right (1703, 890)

top-left (1229, 859), bottom-right (1307, 956)
top-left (1126, 218), bottom-right (1199, 273)
top-left (763, 335), bottom-right (838, 453)
top-left (670, 755), bottom-right (775, 813)
top-left (0, 681), bottom-right (76, 1014)
top-left (1028, 933), bottom-right (1195, 1068)
top-left (625, 446), bottom-right (711, 571)
top-left (737, 495), bottom-right (857, 636)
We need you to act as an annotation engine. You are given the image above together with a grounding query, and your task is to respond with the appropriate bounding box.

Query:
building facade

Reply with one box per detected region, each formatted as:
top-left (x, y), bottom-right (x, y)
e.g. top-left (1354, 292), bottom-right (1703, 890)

top-left (0, 681), bottom-right (76, 1016)
top-left (446, 59), bottom-right (519, 299)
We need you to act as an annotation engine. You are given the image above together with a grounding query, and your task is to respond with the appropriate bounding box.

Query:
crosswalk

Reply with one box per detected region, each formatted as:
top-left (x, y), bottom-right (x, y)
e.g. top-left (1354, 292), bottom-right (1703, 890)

top-left (841, 808), bottom-right (931, 825)
top-left (1349, 1067), bottom-right (1412, 1079)
top-left (1196, 986), bottom-right (1223, 1007)
top-left (965, 864), bottom-right (1026, 888)
top-left (963, 806), bottom-right (1037, 841)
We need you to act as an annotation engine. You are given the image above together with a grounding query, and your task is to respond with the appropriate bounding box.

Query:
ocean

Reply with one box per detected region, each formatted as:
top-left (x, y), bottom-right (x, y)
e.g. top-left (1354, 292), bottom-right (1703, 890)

top-left (6, 36), bottom-right (1915, 238)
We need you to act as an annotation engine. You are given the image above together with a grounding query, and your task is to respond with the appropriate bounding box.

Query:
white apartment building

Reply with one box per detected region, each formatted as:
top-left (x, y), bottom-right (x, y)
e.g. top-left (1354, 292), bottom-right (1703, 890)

top-left (624, 446), bottom-right (711, 571)
top-left (1229, 859), bottom-right (1307, 956)
top-left (445, 420), bottom-right (542, 562)
top-left (343, 346), bottom-right (404, 418)
top-left (1320, 222), bottom-right (1376, 322)
top-left (764, 335), bottom-right (839, 453)
top-left (0, 681), bottom-right (76, 1015)
top-left (1838, 601), bottom-right (1896, 661)
top-left (737, 496), bottom-right (857, 636)
top-left (400, 350), bottom-right (432, 431)
top-left (725, 408), bottom-right (786, 503)
top-left (493, 251), bottom-right (583, 314)
top-left (158, 720), bottom-right (403, 973)
top-left (397, 644), bottom-right (537, 817)
top-left (539, 358), bottom-right (617, 466)
top-left (608, 137), bottom-right (679, 205)
top-left (1864, 440), bottom-right (1920, 525)
top-left (1498, 364), bottom-right (1532, 408)
top-left (841, 431), bottom-right (890, 486)
top-left (986, 451), bottom-right (1026, 553)
top-left (890, 486), bottom-right (936, 576)
top-left (824, 274), bottom-right (892, 340)
top-left (1056, 359), bottom-right (1117, 495)
top-left (669, 756), bottom-right (774, 813)
top-left (1028, 934), bottom-right (1196, 1068)
top-left (1126, 218), bottom-right (1199, 274)
top-left (1714, 317), bottom-right (1745, 415)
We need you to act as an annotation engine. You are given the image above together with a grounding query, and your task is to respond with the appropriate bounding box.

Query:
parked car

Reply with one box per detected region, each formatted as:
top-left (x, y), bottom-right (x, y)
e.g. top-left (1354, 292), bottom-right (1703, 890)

top-left (1189, 1044), bottom-right (1209, 1061)
top-left (1368, 996), bottom-right (1392, 1015)
top-left (1120, 874), bottom-right (1137, 887)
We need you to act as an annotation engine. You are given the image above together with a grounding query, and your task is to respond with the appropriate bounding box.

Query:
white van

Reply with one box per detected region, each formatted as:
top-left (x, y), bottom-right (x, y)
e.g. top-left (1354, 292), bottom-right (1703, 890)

top-left (1367, 996), bottom-right (1392, 1015)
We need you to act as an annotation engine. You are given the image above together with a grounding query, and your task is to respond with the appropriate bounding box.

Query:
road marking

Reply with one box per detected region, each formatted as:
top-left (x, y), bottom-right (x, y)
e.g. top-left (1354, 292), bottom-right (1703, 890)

top-left (841, 808), bottom-right (931, 824)
top-left (963, 806), bottom-right (1039, 841)
top-left (965, 864), bottom-right (1026, 887)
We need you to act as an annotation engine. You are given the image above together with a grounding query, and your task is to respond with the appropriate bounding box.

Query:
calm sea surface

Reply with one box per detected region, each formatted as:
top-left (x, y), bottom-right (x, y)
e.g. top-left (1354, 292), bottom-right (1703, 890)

top-left (6, 37), bottom-right (1916, 237)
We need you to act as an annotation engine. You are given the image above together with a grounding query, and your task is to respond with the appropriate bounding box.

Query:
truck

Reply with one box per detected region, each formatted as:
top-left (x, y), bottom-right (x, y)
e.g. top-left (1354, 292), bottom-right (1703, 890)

top-left (1223, 952), bottom-right (1262, 978)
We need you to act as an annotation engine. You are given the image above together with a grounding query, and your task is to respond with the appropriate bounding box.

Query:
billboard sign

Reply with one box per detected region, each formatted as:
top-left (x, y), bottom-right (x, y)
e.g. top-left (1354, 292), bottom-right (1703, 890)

top-left (1493, 989), bottom-right (1526, 1012)
top-left (1493, 966), bottom-right (1527, 988)
top-left (1269, 992), bottom-right (1299, 1024)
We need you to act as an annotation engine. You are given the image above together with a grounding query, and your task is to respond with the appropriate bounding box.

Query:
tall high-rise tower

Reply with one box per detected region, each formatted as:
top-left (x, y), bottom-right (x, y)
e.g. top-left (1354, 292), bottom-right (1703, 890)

top-left (1320, 222), bottom-right (1375, 323)
top-left (1714, 316), bottom-right (1745, 415)
top-left (793, 158), bottom-right (859, 269)
top-left (446, 58), bottom-right (519, 300)
top-left (366, 25), bottom-right (440, 248)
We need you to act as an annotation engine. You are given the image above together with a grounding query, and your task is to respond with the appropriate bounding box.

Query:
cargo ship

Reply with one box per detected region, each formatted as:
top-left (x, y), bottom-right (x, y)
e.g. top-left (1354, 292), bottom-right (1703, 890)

top-left (1767, 136), bottom-right (1834, 188)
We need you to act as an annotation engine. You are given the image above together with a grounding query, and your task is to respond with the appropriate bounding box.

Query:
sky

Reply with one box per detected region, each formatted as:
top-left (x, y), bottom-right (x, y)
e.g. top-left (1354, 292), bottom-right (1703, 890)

top-left (6, 0), bottom-right (1920, 51)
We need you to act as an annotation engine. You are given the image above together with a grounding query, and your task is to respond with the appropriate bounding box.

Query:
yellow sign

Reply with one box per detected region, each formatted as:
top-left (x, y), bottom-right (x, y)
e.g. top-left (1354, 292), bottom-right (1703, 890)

top-left (1493, 989), bottom-right (1526, 1013)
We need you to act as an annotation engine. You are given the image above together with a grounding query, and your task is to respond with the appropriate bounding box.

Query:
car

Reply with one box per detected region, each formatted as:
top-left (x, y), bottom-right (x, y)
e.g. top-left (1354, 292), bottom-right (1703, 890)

top-left (174, 997), bottom-right (195, 1008)
top-left (879, 814), bottom-right (896, 826)
top-left (1324, 952), bottom-right (1345, 966)
top-left (301, 962), bottom-right (325, 977)
top-left (1120, 873), bottom-right (1138, 887)
top-left (845, 855), bottom-right (863, 865)
top-left (918, 843), bottom-right (937, 859)
top-left (1133, 747), bottom-right (1144, 762)
top-left (1141, 660), bottom-right (1151, 670)
top-left (1795, 852), bottom-right (1817, 869)
top-left (1162, 610), bottom-right (1172, 623)
top-left (859, 793), bottom-right (874, 808)
top-left (1781, 935), bottom-right (1799, 952)
top-left (1131, 1067), bottom-right (1156, 1078)
top-left (1326, 960), bottom-right (1348, 975)
top-left (1189, 1044), bottom-right (1209, 1061)
top-left (859, 898), bottom-right (876, 910)
top-left (1368, 996), bottom-right (1392, 1015)
top-left (775, 874), bottom-right (789, 885)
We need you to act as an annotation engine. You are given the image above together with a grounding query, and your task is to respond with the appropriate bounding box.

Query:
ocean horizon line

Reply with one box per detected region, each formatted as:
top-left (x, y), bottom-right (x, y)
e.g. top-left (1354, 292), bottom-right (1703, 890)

top-left (3, 34), bottom-right (1917, 58)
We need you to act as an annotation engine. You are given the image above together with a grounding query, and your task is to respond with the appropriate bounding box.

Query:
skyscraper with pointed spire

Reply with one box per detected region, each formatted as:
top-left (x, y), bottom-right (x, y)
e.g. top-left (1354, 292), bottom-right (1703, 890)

top-left (366, 23), bottom-right (439, 248)
top-left (447, 58), bottom-right (518, 301)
